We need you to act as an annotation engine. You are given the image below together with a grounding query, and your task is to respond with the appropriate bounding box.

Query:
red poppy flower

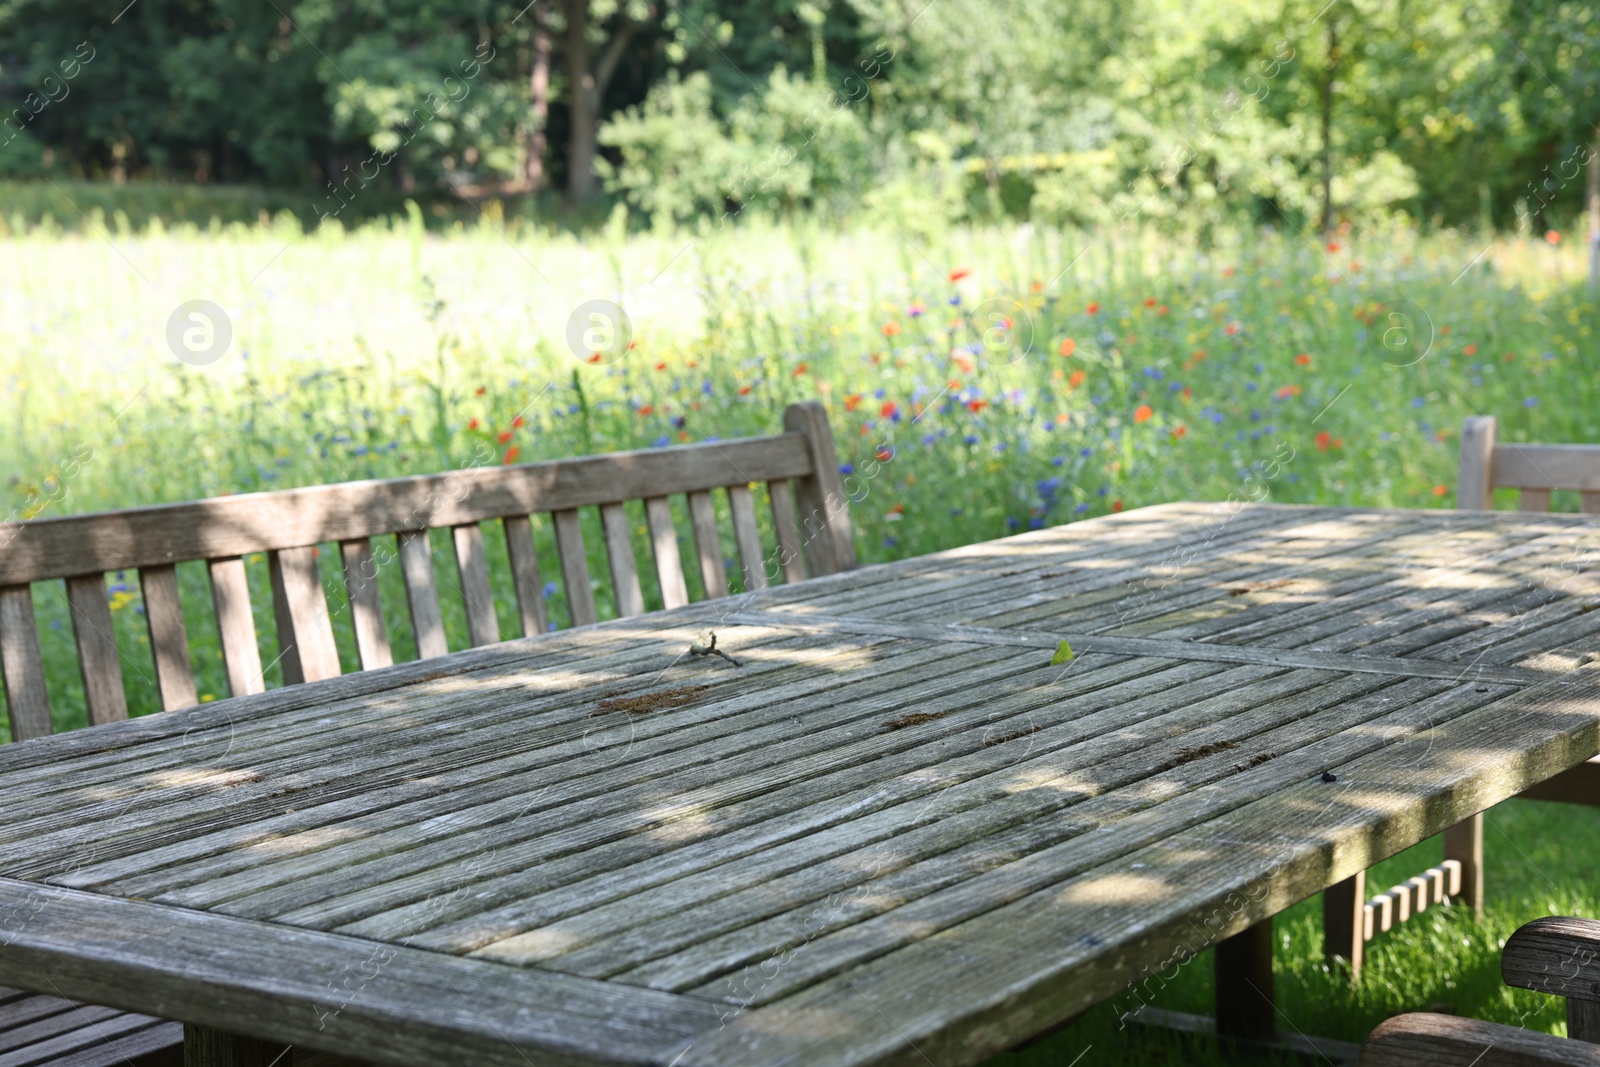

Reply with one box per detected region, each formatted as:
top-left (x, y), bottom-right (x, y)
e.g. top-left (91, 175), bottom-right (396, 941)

top-left (1133, 405), bottom-right (1153, 423)
top-left (1433, 484), bottom-right (1448, 497)
top-left (949, 268), bottom-right (971, 282)
top-left (1068, 370), bottom-right (1086, 389)
top-left (880, 401), bottom-right (898, 418)
top-left (738, 385), bottom-right (752, 395)
top-left (1059, 338), bottom-right (1076, 357)
top-left (497, 430), bottom-right (513, 444)
top-left (793, 362), bottom-right (809, 377)
top-left (511, 415), bottom-right (525, 428)
top-left (1156, 305), bottom-right (1169, 316)
top-left (844, 393), bottom-right (863, 411)
top-left (638, 405), bottom-right (654, 416)
top-left (655, 361), bottom-right (668, 371)
top-left (1143, 296), bottom-right (1157, 307)
top-left (1086, 302), bottom-right (1099, 315)
top-left (967, 399), bottom-right (988, 413)
top-left (876, 447), bottom-right (893, 461)
top-left (1315, 431), bottom-right (1332, 452)
top-left (474, 386), bottom-right (487, 396)
top-left (1464, 343), bottom-right (1478, 356)
top-left (468, 418), bottom-right (480, 431)
top-left (1546, 230), bottom-right (1561, 245)
top-left (502, 446), bottom-right (521, 464)
top-left (1171, 425), bottom-right (1187, 440)
top-left (1326, 241), bottom-right (1341, 253)
top-left (1029, 280), bottom-right (1043, 293)
top-left (1111, 500), bottom-right (1124, 512)
top-left (1295, 353), bottom-right (1312, 366)
top-left (882, 322), bottom-right (901, 337)
top-left (1275, 385), bottom-right (1302, 399)
top-left (1224, 323), bottom-right (1241, 336)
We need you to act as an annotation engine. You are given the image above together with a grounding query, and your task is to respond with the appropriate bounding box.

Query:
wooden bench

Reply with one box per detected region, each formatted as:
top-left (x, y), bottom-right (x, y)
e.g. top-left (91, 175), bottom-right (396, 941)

top-left (1360, 916), bottom-right (1600, 1065)
top-left (1323, 415), bottom-right (1600, 975)
top-left (0, 400), bottom-right (854, 1067)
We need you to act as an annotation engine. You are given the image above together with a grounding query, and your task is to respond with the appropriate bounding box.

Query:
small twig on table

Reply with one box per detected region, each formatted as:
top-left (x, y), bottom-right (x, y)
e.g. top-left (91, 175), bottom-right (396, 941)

top-left (689, 630), bottom-right (741, 667)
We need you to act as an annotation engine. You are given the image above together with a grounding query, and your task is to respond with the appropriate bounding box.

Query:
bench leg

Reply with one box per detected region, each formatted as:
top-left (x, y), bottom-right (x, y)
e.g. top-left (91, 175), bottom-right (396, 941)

top-left (1323, 869), bottom-right (1366, 978)
top-left (1215, 917), bottom-right (1275, 1043)
top-left (183, 1026), bottom-right (292, 1067)
top-left (1442, 812), bottom-right (1484, 921)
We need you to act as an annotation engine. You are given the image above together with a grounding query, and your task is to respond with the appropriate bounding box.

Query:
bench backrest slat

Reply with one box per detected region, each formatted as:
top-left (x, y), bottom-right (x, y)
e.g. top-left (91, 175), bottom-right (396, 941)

top-left (267, 547), bottom-right (341, 685)
top-left (727, 485), bottom-right (768, 592)
top-left (644, 497), bottom-right (690, 610)
top-left (686, 490), bottom-right (729, 600)
top-left (0, 586), bottom-right (52, 740)
top-left (339, 538), bottom-right (393, 670)
top-left (207, 557), bottom-right (264, 698)
top-left (0, 402), bottom-right (855, 743)
top-left (397, 531), bottom-right (449, 660)
top-left (769, 480), bottom-right (806, 586)
top-left (551, 508), bottom-right (597, 626)
top-left (451, 524), bottom-right (501, 648)
top-left (501, 515), bottom-right (548, 637)
top-left (65, 573), bottom-right (129, 726)
top-left (139, 563), bottom-right (199, 711)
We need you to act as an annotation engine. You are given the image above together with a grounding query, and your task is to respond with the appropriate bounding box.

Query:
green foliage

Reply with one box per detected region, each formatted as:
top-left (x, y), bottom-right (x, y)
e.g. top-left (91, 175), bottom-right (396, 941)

top-left (0, 0), bottom-right (1596, 228)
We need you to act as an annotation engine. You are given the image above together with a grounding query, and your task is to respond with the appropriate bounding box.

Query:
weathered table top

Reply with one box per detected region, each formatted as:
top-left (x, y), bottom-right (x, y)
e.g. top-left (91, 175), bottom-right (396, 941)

top-left (3, 502), bottom-right (1600, 1067)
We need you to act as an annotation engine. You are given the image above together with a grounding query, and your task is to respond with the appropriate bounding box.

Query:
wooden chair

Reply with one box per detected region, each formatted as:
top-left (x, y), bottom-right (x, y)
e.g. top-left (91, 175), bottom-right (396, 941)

top-left (1360, 916), bottom-right (1600, 1066)
top-left (1323, 415), bottom-right (1600, 975)
top-left (0, 400), bottom-right (854, 1067)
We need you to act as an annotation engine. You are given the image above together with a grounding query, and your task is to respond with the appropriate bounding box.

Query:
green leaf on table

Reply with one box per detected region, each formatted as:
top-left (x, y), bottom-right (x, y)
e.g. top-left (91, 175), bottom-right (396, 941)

top-left (1051, 640), bottom-right (1074, 665)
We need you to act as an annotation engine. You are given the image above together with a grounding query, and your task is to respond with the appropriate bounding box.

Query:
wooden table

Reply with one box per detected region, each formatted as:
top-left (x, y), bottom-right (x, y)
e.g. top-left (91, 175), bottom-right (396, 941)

top-left (3, 502), bottom-right (1600, 1067)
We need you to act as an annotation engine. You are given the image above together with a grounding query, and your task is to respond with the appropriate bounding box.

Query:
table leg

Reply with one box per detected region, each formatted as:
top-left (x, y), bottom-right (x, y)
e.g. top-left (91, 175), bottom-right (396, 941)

top-left (183, 1025), bottom-right (293, 1067)
top-left (1214, 918), bottom-right (1275, 1043)
top-left (1323, 869), bottom-right (1366, 978)
top-left (1442, 812), bottom-right (1484, 921)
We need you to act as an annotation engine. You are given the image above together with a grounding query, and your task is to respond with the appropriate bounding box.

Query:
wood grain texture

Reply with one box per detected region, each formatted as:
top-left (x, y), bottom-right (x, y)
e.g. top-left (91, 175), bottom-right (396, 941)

top-left (0, 584), bottom-right (52, 741)
top-left (686, 491), bottom-right (728, 600)
top-left (451, 524), bottom-right (501, 648)
top-left (552, 510), bottom-right (597, 626)
top-left (783, 401), bottom-right (856, 575)
top-left (1442, 812), bottom-right (1484, 920)
top-left (267, 548), bottom-right (340, 686)
top-left (1324, 870), bottom-right (1365, 976)
top-left (1503, 917), bottom-right (1600, 1010)
top-left (0, 878), bottom-right (718, 1067)
top-left (65, 574), bottom-right (129, 726)
top-left (339, 538), bottom-right (392, 671)
top-left (1359, 1013), bottom-right (1600, 1067)
top-left (726, 485), bottom-right (768, 592)
top-left (767, 479), bottom-right (806, 585)
top-left (501, 515), bottom-right (548, 638)
top-left (140, 564), bottom-right (199, 712)
top-left (1495, 443), bottom-right (1600, 493)
top-left (397, 532), bottom-right (447, 661)
top-left (208, 558), bottom-right (264, 699)
top-left (0, 434), bottom-right (814, 585)
top-left (183, 1025), bottom-right (290, 1066)
top-left (599, 503), bottom-right (645, 618)
top-left (1457, 415), bottom-right (1497, 510)
top-left (0, 504), bottom-right (1597, 1067)
top-left (643, 498), bottom-right (689, 611)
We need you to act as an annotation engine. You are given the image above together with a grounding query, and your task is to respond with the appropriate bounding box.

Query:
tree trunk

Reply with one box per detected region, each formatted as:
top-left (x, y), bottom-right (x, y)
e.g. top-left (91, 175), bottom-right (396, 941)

top-left (565, 0), bottom-right (597, 204)
top-left (1319, 14), bottom-right (1337, 236)
top-left (563, 0), bottom-right (637, 205)
top-left (527, 3), bottom-right (552, 193)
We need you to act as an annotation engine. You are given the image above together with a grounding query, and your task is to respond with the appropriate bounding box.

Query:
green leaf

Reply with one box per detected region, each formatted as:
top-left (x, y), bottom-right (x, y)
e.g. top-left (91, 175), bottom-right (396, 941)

top-left (1051, 640), bottom-right (1074, 665)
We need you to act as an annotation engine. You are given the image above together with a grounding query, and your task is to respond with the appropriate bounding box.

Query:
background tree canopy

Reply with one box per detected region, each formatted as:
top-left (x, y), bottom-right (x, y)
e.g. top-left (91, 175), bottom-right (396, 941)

top-left (0, 0), bottom-right (1594, 231)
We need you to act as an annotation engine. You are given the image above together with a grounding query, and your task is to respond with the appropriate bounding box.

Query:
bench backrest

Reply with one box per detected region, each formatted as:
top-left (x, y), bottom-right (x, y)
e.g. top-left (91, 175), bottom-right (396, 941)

top-left (0, 401), bottom-right (854, 742)
top-left (1458, 415), bottom-right (1600, 513)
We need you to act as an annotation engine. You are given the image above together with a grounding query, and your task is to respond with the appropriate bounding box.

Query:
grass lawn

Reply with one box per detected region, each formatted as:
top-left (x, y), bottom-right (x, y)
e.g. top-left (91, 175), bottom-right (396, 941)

top-left (3, 209), bottom-right (1598, 1060)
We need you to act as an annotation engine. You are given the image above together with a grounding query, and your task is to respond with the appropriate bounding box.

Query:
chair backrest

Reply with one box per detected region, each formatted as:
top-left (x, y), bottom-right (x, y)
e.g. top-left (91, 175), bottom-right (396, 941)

top-left (0, 401), bottom-right (855, 742)
top-left (1458, 415), bottom-right (1600, 514)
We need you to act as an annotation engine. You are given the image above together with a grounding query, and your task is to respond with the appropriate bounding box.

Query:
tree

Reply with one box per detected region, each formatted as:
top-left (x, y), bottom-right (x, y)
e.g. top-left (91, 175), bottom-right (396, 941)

top-left (560, 0), bottom-right (651, 203)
